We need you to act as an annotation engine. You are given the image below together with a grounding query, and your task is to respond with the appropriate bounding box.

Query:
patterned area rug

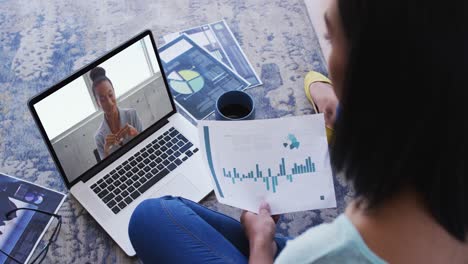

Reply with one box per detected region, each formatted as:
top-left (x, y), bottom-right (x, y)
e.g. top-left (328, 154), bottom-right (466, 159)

top-left (0, 0), bottom-right (352, 262)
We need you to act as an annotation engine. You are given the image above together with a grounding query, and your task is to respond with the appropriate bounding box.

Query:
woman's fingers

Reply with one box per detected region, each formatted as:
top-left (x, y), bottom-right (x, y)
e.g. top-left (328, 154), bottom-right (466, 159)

top-left (116, 126), bottom-right (129, 139)
top-left (105, 134), bottom-right (117, 145)
top-left (117, 124), bottom-right (138, 138)
top-left (116, 123), bottom-right (140, 139)
top-left (127, 124), bottom-right (138, 136)
top-left (258, 203), bottom-right (280, 223)
top-left (259, 201), bottom-right (271, 215)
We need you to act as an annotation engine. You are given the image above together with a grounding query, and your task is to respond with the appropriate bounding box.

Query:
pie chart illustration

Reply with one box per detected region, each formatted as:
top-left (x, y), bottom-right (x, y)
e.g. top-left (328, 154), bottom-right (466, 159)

top-left (168, 69), bottom-right (205, 95)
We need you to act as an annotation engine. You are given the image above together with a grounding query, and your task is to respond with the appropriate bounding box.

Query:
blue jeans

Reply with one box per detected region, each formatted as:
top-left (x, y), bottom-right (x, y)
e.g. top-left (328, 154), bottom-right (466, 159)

top-left (128, 196), bottom-right (288, 263)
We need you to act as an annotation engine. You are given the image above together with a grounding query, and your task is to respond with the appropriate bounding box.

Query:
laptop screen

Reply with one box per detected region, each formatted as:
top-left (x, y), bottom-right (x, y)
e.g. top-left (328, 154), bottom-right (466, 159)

top-left (31, 34), bottom-right (174, 184)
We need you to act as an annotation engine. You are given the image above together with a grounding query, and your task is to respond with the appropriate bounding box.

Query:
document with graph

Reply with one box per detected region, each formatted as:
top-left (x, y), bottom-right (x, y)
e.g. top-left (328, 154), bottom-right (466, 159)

top-left (162, 20), bottom-right (262, 88)
top-left (158, 34), bottom-right (250, 121)
top-left (198, 114), bottom-right (337, 214)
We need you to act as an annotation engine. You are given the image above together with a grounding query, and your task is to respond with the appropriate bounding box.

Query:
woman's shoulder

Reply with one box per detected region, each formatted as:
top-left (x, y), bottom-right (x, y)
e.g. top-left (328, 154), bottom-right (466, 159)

top-left (275, 214), bottom-right (386, 264)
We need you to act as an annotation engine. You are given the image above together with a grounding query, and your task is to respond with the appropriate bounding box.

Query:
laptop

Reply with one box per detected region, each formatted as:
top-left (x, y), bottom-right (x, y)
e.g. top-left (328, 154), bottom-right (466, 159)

top-left (28, 30), bottom-right (213, 256)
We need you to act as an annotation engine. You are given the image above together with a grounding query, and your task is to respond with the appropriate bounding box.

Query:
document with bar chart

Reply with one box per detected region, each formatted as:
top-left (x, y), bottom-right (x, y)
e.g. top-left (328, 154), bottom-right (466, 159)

top-left (198, 114), bottom-right (336, 214)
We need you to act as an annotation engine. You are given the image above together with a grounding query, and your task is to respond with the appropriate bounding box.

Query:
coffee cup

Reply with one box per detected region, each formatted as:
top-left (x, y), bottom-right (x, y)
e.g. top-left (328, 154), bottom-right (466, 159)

top-left (215, 90), bottom-right (255, 120)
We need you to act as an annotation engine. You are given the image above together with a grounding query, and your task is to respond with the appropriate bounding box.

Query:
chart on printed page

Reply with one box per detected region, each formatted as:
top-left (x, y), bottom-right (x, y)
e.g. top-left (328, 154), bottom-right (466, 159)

top-left (162, 20), bottom-right (262, 88)
top-left (198, 115), bottom-right (337, 214)
top-left (159, 34), bottom-right (250, 120)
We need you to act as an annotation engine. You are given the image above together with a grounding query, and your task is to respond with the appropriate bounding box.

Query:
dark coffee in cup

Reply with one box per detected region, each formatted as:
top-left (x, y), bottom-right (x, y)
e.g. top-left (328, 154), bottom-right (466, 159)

top-left (219, 104), bottom-right (252, 119)
top-left (215, 90), bottom-right (255, 120)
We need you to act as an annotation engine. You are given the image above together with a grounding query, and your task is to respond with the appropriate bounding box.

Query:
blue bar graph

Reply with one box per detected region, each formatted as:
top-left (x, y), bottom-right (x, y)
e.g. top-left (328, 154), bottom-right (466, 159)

top-left (222, 156), bottom-right (317, 193)
top-left (204, 126), bottom-right (318, 195)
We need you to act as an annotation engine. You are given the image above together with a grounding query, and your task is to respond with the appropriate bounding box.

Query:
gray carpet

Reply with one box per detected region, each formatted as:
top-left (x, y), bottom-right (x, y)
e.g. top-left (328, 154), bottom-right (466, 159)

top-left (0, 0), bottom-right (352, 262)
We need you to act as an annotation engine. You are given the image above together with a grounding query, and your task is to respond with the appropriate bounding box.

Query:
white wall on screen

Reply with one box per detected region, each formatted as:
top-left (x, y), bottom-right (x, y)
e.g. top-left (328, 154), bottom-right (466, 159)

top-left (144, 36), bottom-right (161, 74)
top-left (34, 77), bottom-right (95, 139)
top-left (99, 41), bottom-right (151, 98)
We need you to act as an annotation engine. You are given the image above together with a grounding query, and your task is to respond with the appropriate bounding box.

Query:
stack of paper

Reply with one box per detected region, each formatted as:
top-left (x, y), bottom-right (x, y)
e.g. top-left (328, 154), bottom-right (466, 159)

top-left (159, 21), bottom-right (262, 120)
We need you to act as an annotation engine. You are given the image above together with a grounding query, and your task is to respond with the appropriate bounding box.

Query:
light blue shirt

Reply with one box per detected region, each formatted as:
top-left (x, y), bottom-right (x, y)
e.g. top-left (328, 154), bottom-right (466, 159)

top-left (95, 108), bottom-right (143, 159)
top-left (275, 214), bottom-right (387, 264)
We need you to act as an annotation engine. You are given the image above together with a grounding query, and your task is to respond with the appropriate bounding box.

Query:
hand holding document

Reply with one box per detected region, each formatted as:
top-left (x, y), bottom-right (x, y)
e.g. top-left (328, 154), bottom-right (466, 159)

top-left (198, 115), bottom-right (337, 214)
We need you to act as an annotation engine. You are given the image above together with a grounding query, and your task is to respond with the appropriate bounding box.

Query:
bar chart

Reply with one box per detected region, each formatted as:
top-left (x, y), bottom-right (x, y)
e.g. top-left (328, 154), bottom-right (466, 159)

top-left (199, 115), bottom-right (337, 214)
top-left (222, 157), bottom-right (316, 193)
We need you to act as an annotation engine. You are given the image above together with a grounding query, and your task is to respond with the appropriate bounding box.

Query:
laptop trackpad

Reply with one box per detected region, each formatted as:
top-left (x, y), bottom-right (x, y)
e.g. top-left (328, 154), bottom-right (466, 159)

top-left (151, 174), bottom-right (201, 199)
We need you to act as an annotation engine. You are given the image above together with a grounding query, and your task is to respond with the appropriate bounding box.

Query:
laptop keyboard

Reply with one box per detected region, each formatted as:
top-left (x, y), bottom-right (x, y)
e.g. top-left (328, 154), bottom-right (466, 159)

top-left (90, 127), bottom-right (199, 214)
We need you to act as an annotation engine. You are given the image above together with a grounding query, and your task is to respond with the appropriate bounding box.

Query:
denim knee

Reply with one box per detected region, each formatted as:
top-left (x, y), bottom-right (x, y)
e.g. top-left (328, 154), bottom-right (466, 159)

top-left (128, 196), bottom-right (175, 238)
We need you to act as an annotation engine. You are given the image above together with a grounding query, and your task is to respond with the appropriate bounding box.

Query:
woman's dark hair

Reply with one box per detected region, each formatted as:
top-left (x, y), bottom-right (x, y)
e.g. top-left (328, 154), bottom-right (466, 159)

top-left (331, 0), bottom-right (467, 241)
top-left (89, 67), bottom-right (113, 101)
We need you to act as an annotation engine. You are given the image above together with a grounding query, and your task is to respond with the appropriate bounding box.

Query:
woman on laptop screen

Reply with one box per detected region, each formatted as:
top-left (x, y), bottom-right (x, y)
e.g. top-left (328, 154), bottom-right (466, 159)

top-left (90, 67), bottom-right (143, 159)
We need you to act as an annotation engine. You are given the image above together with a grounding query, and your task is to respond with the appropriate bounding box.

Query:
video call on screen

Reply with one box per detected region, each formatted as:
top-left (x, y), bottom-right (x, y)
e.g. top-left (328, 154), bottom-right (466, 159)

top-left (34, 35), bottom-right (174, 182)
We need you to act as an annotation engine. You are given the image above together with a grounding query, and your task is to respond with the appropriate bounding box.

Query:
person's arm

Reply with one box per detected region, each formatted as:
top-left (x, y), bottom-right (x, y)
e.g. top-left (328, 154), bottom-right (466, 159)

top-left (241, 202), bottom-right (277, 264)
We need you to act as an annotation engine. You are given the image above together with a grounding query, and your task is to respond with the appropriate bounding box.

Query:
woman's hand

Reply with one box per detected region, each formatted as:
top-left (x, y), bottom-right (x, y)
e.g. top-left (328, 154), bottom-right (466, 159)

top-left (117, 124), bottom-right (139, 141)
top-left (241, 202), bottom-right (278, 264)
top-left (104, 134), bottom-right (118, 157)
top-left (127, 124), bottom-right (138, 137)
